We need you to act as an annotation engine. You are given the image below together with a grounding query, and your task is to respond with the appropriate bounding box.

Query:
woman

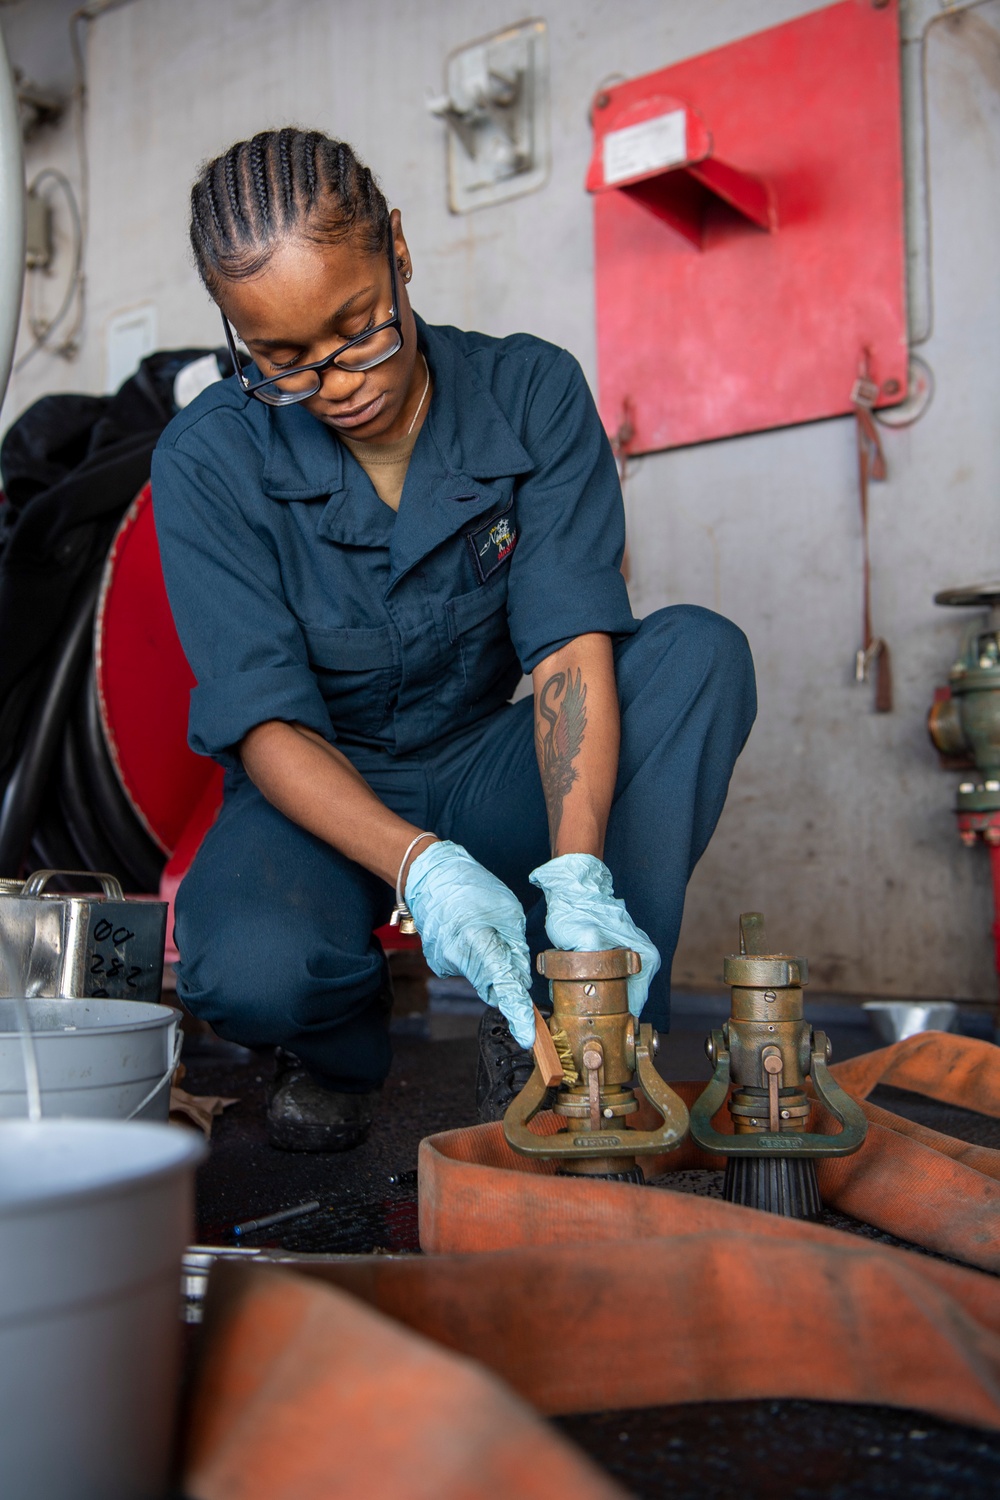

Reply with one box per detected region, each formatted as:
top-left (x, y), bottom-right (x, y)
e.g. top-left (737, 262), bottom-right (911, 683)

top-left (152, 128), bottom-right (756, 1152)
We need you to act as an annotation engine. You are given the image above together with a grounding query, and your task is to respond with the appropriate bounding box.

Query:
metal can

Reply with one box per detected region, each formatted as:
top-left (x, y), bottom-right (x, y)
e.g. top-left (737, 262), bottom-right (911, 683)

top-left (0, 870), bottom-right (167, 1002)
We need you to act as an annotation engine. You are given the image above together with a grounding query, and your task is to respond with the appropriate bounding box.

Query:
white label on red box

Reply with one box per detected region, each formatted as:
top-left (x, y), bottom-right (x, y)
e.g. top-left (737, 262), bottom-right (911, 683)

top-left (603, 109), bottom-right (687, 185)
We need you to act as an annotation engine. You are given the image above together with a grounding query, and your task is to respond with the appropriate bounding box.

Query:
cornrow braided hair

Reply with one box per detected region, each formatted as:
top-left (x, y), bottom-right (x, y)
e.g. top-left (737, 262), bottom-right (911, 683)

top-left (189, 128), bottom-right (390, 295)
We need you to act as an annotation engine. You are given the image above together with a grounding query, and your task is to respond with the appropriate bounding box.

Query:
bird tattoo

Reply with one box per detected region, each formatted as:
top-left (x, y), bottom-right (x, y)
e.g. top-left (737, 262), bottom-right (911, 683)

top-left (536, 668), bottom-right (588, 843)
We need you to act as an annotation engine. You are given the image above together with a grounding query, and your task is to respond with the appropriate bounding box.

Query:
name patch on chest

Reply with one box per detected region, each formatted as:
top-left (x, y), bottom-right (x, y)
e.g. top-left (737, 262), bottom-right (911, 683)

top-left (468, 512), bottom-right (518, 582)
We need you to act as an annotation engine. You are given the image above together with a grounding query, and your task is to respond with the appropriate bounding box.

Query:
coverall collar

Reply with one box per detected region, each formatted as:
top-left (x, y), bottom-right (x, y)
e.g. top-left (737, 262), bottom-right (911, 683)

top-left (259, 317), bottom-right (534, 570)
top-left (417, 315), bottom-right (533, 483)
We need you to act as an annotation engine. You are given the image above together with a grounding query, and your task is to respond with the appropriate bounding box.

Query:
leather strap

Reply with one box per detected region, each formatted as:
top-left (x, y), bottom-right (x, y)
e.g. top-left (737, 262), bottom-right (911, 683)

top-left (851, 354), bottom-right (892, 713)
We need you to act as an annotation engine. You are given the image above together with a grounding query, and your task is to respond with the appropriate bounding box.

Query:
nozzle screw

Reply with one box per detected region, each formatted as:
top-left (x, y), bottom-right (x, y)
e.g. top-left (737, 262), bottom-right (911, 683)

top-left (781, 1109), bottom-right (790, 1119)
top-left (583, 984), bottom-right (597, 997)
top-left (603, 1107), bottom-right (614, 1119)
top-left (764, 990), bottom-right (776, 1002)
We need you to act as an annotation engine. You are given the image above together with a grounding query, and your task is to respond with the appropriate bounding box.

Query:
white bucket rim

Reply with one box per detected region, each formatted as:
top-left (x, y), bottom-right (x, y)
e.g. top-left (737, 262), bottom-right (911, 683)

top-left (0, 1119), bottom-right (205, 1217)
top-left (0, 1000), bottom-right (178, 1039)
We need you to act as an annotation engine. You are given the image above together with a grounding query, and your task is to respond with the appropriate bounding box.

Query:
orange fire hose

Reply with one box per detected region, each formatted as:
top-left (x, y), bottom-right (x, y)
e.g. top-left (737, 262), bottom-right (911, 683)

top-left (186, 1261), bottom-right (629, 1500)
top-left (829, 1029), bottom-right (1000, 1110)
top-left (185, 1033), bottom-right (1000, 1500)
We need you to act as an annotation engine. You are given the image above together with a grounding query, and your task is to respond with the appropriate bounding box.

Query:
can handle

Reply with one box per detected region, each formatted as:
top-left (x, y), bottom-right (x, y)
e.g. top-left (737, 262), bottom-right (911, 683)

top-left (22, 869), bottom-right (125, 900)
top-left (125, 1019), bottom-right (184, 1122)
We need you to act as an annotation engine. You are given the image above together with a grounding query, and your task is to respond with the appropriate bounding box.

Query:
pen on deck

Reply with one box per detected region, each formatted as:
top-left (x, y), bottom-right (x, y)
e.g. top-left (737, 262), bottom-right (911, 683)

top-left (232, 1200), bottom-right (321, 1236)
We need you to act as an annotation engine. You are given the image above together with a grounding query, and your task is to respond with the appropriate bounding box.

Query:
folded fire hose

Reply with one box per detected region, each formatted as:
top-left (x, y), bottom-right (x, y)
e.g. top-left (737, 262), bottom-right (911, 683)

top-left (184, 1028), bottom-right (1000, 1500)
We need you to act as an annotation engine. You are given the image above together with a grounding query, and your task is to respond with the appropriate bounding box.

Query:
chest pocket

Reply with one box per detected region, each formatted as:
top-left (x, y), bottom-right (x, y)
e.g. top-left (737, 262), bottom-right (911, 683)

top-left (443, 571), bottom-right (520, 709)
top-left (297, 621), bottom-right (396, 739)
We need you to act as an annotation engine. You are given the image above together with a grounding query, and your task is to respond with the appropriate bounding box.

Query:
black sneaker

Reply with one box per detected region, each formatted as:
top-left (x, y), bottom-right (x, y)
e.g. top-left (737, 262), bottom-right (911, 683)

top-left (475, 1009), bottom-right (536, 1123)
top-left (267, 1051), bottom-right (376, 1153)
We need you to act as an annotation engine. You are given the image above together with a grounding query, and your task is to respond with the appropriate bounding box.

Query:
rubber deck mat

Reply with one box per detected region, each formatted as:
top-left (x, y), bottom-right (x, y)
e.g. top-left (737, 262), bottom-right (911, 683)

top-left (228, 1183), bottom-right (421, 1254)
top-left (556, 1398), bottom-right (1000, 1500)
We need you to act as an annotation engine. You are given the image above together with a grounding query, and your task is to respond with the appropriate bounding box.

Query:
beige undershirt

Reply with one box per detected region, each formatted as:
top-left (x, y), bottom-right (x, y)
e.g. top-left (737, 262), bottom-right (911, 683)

top-left (340, 403), bottom-right (429, 513)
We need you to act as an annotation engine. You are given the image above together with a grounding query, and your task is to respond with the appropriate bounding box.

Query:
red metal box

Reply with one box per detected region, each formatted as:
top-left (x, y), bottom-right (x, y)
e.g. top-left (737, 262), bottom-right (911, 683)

top-left (587, 0), bottom-right (908, 453)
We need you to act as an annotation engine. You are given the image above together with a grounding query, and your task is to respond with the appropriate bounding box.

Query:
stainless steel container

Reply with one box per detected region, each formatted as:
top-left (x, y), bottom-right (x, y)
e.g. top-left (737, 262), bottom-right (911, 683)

top-left (0, 870), bottom-right (167, 1002)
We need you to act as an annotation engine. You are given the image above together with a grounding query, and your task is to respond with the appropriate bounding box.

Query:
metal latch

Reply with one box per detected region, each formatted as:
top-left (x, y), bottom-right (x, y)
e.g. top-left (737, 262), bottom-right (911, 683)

top-left (427, 19), bottom-right (549, 212)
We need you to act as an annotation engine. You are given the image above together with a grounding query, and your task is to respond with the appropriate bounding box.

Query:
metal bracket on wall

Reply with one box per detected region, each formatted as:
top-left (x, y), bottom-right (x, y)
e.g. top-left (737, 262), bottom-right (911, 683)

top-left (427, 19), bottom-right (549, 214)
top-left (587, 97), bottom-right (777, 247)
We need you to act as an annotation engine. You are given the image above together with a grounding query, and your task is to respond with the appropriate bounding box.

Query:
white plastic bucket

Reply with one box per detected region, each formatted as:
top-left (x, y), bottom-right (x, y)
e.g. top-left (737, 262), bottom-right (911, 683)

top-left (0, 998), bottom-right (180, 1121)
top-left (0, 1119), bottom-right (205, 1499)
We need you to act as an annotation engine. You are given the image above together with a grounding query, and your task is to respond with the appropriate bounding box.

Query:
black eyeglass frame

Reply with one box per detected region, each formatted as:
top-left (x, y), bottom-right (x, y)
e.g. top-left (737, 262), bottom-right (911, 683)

top-left (221, 230), bottom-right (404, 407)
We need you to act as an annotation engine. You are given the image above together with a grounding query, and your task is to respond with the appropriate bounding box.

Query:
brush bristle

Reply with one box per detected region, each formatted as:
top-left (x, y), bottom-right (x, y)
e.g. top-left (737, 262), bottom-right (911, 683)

top-left (549, 1028), bottom-right (580, 1086)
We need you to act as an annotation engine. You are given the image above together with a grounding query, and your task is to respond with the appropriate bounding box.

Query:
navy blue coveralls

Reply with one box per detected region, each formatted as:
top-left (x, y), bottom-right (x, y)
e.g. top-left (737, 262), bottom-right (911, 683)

top-left (151, 316), bottom-right (756, 1092)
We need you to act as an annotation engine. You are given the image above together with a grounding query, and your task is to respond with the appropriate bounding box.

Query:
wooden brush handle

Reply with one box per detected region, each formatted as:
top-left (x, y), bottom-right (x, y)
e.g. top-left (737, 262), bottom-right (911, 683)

top-left (532, 1004), bottom-right (564, 1087)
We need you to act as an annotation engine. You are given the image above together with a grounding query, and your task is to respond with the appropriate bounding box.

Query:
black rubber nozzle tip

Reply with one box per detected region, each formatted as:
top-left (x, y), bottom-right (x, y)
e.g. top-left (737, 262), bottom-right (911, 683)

top-left (723, 1154), bottom-right (822, 1220)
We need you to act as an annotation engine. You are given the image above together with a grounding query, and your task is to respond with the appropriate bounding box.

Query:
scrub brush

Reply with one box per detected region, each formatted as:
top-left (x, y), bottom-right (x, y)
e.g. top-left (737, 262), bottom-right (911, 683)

top-left (530, 1008), bottom-right (578, 1092)
top-left (531, 1004), bottom-right (578, 1087)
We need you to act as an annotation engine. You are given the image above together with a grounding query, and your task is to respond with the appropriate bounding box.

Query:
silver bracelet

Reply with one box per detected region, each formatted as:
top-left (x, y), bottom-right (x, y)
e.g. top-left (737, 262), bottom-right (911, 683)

top-left (389, 832), bottom-right (437, 935)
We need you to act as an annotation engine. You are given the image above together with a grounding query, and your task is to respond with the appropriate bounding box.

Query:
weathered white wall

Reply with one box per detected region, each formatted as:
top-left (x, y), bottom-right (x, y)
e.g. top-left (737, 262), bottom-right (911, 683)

top-left (2, 0), bottom-right (999, 998)
top-left (0, 0), bottom-right (88, 409)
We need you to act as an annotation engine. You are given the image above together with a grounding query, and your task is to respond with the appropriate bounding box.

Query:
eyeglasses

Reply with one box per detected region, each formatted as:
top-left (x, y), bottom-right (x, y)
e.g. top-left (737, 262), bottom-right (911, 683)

top-left (221, 230), bottom-right (404, 407)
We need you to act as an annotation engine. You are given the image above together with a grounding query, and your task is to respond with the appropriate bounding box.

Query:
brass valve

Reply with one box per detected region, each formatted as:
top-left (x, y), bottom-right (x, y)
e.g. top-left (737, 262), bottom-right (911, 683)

top-left (503, 948), bottom-right (688, 1180)
top-left (928, 583), bottom-right (1000, 835)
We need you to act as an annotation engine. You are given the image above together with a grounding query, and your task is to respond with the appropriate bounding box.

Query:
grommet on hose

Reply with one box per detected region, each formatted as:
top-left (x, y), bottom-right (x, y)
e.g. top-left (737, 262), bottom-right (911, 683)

top-left (503, 947), bottom-right (689, 1177)
top-left (689, 912), bottom-right (868, 1219)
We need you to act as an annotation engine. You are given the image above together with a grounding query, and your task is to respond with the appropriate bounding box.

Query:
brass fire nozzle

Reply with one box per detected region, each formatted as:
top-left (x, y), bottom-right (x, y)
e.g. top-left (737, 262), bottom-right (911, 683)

top-left (502, 948), bottom-right (688, 1179)
top-left (688, 913), bottom-right (867, 1217)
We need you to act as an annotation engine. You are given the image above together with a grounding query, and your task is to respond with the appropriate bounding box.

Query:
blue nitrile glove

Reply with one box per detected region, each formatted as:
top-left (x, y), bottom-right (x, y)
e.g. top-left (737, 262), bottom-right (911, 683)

top-left (529, 854), bottom-right (660, 1018)
top-left (406, 840), bottom-right (535, 1048)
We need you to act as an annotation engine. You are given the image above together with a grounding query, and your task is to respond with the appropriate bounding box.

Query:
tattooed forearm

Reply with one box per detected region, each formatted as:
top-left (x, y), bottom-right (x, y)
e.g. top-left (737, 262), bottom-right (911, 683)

top-left (535, 668), bottom-right (588, 845)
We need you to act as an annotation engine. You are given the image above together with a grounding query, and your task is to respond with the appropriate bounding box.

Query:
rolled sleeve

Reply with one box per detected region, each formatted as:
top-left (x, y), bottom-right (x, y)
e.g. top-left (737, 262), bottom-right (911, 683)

top-left (506, 350), bottom-right (638, 672)
top-left (187, 666), bottom-right (332, 762)
top-left (151, 440), bottom-right (334, 770)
